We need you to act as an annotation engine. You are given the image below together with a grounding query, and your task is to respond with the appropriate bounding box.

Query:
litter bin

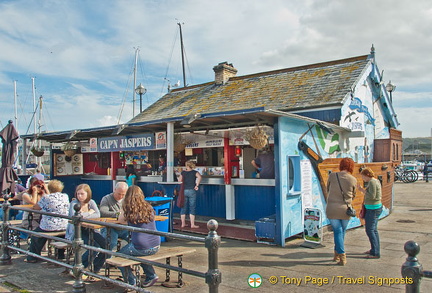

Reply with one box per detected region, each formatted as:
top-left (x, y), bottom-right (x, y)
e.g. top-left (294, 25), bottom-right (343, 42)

top-left (255, 214), bottom-right (276, 245)
top-left (146, 196), bottom-right (174, 242)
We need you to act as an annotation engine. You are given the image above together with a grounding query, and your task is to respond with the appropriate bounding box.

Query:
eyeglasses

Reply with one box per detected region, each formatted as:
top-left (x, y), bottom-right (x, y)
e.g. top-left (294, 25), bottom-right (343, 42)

top-left (35, 185), bottom-right (43, 188)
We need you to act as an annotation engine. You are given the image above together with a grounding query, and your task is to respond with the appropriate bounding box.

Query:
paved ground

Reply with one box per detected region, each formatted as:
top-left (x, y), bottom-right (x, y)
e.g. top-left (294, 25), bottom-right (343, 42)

top-left (1, 181), bottom-right (432, 293)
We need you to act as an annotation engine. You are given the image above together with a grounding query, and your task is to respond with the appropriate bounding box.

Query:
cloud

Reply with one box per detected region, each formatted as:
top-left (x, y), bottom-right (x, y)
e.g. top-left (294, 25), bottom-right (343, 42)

top-left (0, 0), bottom-right (431, 138)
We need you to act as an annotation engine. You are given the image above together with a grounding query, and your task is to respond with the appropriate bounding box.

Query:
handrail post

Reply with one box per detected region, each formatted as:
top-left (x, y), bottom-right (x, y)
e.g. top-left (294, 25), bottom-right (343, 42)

top-left (205, 219), bottom-right (221, 293)
top-left (0, 200), bottom-right (11, 265)
top-left (71, 203), bottom-right (86, 293)
top-left (402, 240), bottom-right (422, 293)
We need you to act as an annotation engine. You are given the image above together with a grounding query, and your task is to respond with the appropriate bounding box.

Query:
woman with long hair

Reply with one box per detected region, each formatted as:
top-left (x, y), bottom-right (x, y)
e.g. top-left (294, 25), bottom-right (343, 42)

top-left (65, 184), bottom-right (106, 278)
top-left (125, 165), bottom-right (137, 186)
top-left (325, 158), bottom-right (357, 265)
top-left (358, 167), bottom-right (382, 259)
top-left (118, 185), bottom-right (160, 289)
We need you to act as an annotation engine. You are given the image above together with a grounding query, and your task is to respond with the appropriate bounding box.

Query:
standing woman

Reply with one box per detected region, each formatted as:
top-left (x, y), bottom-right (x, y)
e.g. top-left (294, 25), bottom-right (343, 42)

top-left (125, 165), bottom-right (137, 187)
top-left (325, 157), bottom-right (357, 266)
top-left (178, 160), bottom-right (202, 228)
top-left (66, 184), bottom-right (106, 277)
top-left (117, 186), bottom-right (160, 289)
top-left (357, 167), bottom-right (382, 259)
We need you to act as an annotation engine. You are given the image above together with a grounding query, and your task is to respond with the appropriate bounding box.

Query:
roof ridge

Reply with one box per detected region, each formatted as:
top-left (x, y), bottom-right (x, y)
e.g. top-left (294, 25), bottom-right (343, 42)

top-left (230, 54), bottom-right (370, 81)
top-left (171, 54), bottom-right (370, 92)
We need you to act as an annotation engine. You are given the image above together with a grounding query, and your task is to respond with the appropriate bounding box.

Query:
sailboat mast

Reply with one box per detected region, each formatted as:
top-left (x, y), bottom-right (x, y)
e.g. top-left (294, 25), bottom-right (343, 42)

top-left (32, 77), bottom-right (36, 136)
top-left (38, 96), bottom-right (43, 149)
top-left (177, 22), bottom-right (186, 87)
top-left (132, 47), bottom-right (139, 117)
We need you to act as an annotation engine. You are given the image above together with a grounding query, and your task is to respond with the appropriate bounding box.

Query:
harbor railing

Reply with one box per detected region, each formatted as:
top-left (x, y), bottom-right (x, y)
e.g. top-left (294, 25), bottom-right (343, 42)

top-left (401, 240), bottom-right (432, 293)
top-left (0, 201), bottom-right (222, 293)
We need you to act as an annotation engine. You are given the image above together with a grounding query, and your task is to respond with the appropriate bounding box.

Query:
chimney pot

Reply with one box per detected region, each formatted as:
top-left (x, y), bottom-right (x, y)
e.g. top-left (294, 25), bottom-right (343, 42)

top-left (213, 62), bottom-right (238, 85)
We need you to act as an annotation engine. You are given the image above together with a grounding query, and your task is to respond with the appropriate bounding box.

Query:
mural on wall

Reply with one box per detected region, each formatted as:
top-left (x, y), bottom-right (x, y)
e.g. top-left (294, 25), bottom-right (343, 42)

top-left (279, 117), bottom-right (329, 239)
top-left (347, 97), bottom-right (375, 128)
top-left (315, 125), bottom-right (341, 156)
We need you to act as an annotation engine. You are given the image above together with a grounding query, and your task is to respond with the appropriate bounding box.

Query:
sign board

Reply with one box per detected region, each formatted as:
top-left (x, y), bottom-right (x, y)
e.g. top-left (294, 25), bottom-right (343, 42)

top-left (97, 133), bottom-right (154, 152)
top-left (303, 208), bottom-right (323, 244)
top-left (155, 132), bottom-right (166, 149)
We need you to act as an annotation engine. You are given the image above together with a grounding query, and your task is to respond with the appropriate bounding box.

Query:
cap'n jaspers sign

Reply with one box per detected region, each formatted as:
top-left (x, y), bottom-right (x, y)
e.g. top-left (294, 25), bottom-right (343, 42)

top-left (98, 134), bottom-right (154, 152)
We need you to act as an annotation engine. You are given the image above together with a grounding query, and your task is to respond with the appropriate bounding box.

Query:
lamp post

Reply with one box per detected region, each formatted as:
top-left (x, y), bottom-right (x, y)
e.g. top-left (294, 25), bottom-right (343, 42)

top-left (385, 80), bottom-right (396, 103)
top-left (135, 83), bottom-right (147, 113)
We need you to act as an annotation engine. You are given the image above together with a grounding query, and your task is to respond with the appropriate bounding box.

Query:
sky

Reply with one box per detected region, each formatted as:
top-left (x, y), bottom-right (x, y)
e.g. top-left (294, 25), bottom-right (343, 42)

top-left (0, 0), bottom-right (431, 139)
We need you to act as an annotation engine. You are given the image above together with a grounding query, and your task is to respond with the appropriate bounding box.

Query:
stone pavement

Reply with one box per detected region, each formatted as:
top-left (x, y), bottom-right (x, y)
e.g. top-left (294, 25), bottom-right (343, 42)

top-left (1, 181), bottom-right (432, 292)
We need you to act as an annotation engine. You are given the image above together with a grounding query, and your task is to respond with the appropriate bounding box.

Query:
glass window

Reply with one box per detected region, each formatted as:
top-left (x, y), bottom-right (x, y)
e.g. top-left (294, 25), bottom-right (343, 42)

top-left (287, 155), bottom-right (301, 194)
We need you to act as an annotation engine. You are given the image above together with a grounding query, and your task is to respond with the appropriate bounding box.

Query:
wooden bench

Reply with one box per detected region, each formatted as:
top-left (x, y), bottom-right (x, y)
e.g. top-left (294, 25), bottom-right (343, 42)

top-left (105, 246), bottom-right (196, 288)
top-left (49, 241), bottom-right (73, 264)
top-left (38, 231), bottom-right (66, 258)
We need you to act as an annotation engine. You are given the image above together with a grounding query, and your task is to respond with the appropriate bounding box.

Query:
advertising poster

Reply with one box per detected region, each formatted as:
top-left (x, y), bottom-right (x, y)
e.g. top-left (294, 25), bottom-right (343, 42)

top-left (303, 208), bottom-right (323, 244)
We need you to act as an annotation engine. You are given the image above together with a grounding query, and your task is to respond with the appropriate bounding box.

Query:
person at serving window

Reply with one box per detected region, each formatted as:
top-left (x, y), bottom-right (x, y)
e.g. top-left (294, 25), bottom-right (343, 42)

top-left (251, 147), bottom-right (275, 179)
top-left (125, 165), bottom-right (137, 186)
top-left (178, 160), bottom-right (202, 228)
top-left (26, 179), bottom-right (69, 263)
top-left (100, 182), bottom-right (129, 251)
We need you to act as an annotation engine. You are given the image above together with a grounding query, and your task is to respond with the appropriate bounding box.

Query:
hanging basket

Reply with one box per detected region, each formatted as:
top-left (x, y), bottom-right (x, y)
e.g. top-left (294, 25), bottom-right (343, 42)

top-left (245, 126), bottom-right (269, 150)
top-left (31, 148), bottom-right (44, 157)
top-left (248, 137), bottom-right (268, 150)
top-left (174, 134), bottom-right (191, 153)
top-left (64, 149), bottom-right (77, 157)
top-left (30, 148), bottom-right (44, 157)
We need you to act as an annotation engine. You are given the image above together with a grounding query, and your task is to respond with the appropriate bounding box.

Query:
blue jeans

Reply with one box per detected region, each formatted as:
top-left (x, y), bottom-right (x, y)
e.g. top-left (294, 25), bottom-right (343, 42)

top-left (101, 227), bottom-right (129, 251)
top-left (118, 243), bottom-right (159, 285)
top-left (180, 189), bottom-right (197, 215)
top-left (365, 207), bottom-right (382, 257)
top-left (329, 219), bottom-right (350, 254)
top-left (81, 228), bottom-right (107, 273)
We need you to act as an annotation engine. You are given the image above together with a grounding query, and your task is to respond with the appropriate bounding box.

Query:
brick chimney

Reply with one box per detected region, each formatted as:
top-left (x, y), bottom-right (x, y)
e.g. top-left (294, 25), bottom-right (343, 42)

top-left (213, 62), bottom-right (238, 85)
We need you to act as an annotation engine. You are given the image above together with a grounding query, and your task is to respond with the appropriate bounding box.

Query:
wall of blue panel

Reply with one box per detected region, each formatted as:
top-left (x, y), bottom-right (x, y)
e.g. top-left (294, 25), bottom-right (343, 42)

top-left (234, 185), bottom-right (276, 221)
top-left (172, 184), bottom-right (226, 219)
top-left (81, 179), bottom-right (113, 203)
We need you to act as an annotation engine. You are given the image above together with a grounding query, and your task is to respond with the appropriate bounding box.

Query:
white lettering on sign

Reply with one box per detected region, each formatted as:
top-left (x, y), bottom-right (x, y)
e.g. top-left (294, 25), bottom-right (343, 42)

top-left (99, 139), bottom-right (118, 150)
top-left (120, 137), bottom-right (152, 148)
top-left (205, 139), bottom-right (223, 147)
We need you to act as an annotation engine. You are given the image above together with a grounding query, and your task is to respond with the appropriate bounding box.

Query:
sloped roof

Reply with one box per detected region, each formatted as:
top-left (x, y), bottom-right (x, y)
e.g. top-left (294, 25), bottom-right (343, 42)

top-left (130, 55), bottom-right (371, 125)
top-left (25, 54), bottom-right (369, 143)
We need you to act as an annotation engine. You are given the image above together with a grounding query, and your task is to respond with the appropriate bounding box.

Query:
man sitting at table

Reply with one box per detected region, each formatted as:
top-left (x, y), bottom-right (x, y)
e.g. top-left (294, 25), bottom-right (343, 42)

top-left (26, 179), bottom-right (70, 263)
top-left (99, 182), bottom-right (129, 251)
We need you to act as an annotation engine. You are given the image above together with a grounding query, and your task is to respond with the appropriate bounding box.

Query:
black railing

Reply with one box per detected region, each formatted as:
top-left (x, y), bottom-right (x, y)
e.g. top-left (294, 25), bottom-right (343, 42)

top-left (401, 240), bottom-right (432, 293)
top-left (0, 202), bottom-right (221, 293)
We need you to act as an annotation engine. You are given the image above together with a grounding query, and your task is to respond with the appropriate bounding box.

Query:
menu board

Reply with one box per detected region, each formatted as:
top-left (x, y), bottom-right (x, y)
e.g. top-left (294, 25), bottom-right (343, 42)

top-left (54, 154), bottom-right (83, 176)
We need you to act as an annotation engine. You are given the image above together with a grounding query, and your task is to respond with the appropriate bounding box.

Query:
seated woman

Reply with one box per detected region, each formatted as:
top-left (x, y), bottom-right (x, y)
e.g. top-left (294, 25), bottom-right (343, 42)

top-left (66, 184), bottom-right (106, 277)
top-left (19, 178), bottom-right (48, 232)
top-left (118, 185), bottom-right (160, 290)
top-left (26, 179), bottom-right (69, 263)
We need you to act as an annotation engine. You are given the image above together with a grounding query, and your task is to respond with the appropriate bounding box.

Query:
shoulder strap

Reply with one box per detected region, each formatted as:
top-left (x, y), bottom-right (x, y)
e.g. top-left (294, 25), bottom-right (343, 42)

top-left (336, 173), bottom-right (349, 207)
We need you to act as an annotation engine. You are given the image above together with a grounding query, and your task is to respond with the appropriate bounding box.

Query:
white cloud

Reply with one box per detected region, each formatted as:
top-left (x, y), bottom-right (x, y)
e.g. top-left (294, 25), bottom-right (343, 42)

top-left (0, 0), bottom-right (431, 138)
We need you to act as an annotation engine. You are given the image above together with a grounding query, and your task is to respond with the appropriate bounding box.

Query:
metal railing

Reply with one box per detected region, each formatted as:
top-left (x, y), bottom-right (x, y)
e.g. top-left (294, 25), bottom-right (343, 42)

top-left (0, 201), bottom-right (222, 293)
top-left (401, 240), bottom-right (432, 293)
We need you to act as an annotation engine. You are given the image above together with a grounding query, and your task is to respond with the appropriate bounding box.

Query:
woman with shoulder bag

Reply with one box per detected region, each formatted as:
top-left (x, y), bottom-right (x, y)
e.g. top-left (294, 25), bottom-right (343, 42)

top-left (325, 158), bottom-right (357, 265)
top-left (357, 167), bottom-right (382, 259)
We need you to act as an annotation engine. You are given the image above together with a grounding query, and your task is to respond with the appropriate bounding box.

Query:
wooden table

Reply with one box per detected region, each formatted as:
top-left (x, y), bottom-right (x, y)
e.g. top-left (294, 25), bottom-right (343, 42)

top-left (81, 216), bottom-right (168, 272)
top-left (81, 216), bottom-right (168, 230)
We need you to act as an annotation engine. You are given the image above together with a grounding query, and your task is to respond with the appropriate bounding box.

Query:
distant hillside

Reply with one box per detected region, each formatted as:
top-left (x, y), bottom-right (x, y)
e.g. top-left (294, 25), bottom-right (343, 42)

top-left (403, 137), bottom-right (431, 153)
